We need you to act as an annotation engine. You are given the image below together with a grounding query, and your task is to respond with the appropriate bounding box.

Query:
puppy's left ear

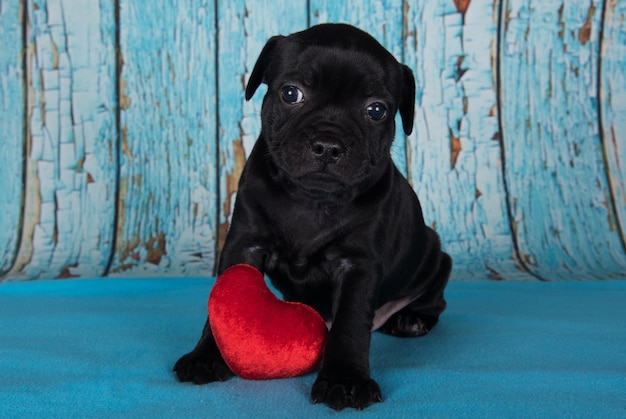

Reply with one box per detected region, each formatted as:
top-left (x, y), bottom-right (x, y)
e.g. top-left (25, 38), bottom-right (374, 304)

top-left (245, 35), bottom-right (285, 101)
top-left (398, 65), bottom-right (416, 135)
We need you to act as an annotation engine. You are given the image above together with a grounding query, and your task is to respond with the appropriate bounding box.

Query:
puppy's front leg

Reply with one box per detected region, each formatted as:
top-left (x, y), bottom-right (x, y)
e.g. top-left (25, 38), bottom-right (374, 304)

top-left (174, 241), bottom-right (265, 385)
top-left (173, 316), bottom-right (234, 384)
top-left (311, 267), bottom-right (382, 410)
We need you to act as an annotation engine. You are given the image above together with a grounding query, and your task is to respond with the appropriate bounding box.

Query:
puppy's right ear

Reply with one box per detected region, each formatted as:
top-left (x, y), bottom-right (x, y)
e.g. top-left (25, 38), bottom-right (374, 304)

top-left (245, 35), bottom-right (284, 101)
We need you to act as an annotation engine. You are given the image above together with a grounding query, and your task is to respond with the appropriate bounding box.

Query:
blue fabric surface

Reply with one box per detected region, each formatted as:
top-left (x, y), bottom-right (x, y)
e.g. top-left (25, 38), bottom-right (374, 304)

top-left (1, 277), bottom-right (625, 418)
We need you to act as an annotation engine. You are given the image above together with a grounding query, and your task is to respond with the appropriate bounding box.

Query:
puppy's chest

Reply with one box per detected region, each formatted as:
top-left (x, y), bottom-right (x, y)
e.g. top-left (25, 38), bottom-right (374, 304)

top-left (264, 240), bottom-right (338, 317)
top-left (265, 230), bottom-right (331, 277)
top-left (265, 217), bottom-right (346, 279)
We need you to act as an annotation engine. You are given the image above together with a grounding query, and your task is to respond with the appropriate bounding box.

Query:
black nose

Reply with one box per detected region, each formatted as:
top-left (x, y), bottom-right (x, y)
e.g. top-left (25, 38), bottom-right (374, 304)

top-left (310, 138), bottom-right (345, 164)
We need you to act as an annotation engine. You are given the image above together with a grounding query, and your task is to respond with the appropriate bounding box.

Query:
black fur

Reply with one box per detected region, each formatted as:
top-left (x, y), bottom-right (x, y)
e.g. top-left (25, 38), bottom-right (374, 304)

top-left (174, 23), bottom-right (451, 411)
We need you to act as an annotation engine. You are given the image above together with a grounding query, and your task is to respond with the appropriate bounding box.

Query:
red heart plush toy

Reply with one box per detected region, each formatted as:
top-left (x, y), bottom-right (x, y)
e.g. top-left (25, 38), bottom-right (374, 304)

top-left (208, 264), bottom-right (327, 380)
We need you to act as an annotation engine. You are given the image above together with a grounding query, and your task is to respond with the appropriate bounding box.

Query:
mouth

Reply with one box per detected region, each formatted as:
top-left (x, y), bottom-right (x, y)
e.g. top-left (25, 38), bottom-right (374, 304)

top-left (293, 173), bottom-right (348, 196)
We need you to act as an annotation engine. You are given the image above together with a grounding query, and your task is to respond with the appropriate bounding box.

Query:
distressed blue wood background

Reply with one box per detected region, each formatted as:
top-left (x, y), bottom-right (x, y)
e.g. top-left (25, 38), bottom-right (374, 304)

top-left (0, 0), bottom-right (625, 281)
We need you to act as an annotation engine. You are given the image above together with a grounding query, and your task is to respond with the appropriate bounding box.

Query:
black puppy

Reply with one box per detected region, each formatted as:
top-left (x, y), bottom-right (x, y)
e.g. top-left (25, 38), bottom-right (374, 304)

top-left (174, 23), bottom-right (451, 411)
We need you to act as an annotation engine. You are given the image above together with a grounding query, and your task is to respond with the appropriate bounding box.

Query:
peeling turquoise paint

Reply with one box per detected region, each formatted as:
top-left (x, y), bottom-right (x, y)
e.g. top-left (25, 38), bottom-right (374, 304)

top-left (1, 0), bottom-right (625, 281)
top-left (6, 0), bottom-right (117, 280)
top-left (500, 0), bottom-right (626, 279)
top-left (405, 0), bottom-right (524, 280)
top-left (114, 0), bottom-right (218, 276)
top-left (0, 0), bottom-right (23, 275)
top-left (601, 0), bottom-right (626, 247)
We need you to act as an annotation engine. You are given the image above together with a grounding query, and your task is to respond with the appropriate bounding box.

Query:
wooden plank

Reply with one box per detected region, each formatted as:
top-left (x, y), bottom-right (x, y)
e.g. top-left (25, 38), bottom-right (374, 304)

top-left (309, 0), bottom-right (408, 176)
top-left (405, 0), bottom-right (527, 280)
top-left (0, 0), bottom-right (24, 278)
top-left (7, 0), bottom-right (117, 280)
top-left (114, 0), bottom-right (218, 275)
top-left (500, 0), bottom-right (626, 279)
top-left (216, 0), bottom-right (308, 252)
top-left (600, 0), bottom-right (626, 245)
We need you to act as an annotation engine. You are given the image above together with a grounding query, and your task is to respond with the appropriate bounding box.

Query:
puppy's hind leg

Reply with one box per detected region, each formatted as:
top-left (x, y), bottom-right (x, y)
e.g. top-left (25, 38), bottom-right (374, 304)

top-left (380, 252), bottom-right (451, 337)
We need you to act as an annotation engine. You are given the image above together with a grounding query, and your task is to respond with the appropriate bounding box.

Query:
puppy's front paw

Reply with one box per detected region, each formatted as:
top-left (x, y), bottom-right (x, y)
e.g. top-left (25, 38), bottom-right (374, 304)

top-left (173, 350), bottom-right (233, 384)
top-left (311, 369), bottom-right (382, 411)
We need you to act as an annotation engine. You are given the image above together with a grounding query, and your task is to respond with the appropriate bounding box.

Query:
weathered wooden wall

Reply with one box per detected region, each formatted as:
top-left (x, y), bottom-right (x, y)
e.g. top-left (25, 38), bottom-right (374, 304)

top-left (0, 0), bottom-right (625, 281)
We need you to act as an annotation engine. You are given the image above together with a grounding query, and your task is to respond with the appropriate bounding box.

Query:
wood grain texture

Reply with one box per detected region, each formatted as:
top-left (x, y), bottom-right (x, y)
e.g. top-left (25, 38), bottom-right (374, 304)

top-left (310, 0), bottom-right (408, 176)
top-left (6, 0), bottom-right (117, 280)
top-left (405, 0), bottom-right (527, 280)
top-left (1, 0), bottom-right (625, 281)
top-left (601, 0), bottom-right (626, 244)
top-left (500, 0), bottom-right (626, 279)
top-left (113, 0), bottom-right (218, 276)
top-left (216, 0), bottom-right (308, 252)
top-left (0, 0), bottom-right (24, 276)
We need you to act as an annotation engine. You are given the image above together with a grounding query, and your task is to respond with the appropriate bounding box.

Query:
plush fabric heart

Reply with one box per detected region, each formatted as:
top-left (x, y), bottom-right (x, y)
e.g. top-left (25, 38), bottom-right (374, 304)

top-left (208, 264), bottom-right (327, 380)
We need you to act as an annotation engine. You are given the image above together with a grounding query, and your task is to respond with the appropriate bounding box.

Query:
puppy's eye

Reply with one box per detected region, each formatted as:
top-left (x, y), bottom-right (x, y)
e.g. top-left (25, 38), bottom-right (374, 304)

top-left (366, 102), bottom-right (388, 121)
top-left (281, 85), bottom-right (304, 104)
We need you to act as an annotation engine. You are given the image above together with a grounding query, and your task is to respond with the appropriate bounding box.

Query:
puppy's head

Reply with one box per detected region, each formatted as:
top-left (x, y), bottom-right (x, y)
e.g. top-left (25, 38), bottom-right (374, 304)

top-left (246, 24), bottom-right (415, 200)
